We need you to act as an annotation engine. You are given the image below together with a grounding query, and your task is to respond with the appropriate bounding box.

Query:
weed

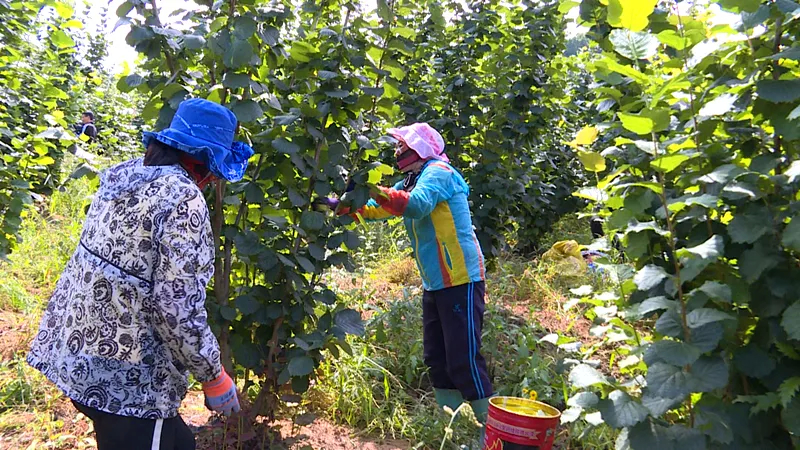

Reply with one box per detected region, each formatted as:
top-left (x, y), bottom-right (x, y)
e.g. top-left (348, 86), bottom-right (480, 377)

top-left (353, 219), bottom-right (409, 268)
top-left (537, 214), bottom-right (593, 255)
top-left (0, 164), bottom-right (94, 312)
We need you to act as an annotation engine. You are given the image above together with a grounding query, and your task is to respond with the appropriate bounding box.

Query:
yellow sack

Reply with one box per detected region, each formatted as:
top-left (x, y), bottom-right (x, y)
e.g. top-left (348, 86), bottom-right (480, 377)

top-left (542, 240), bottom-right (587, 275)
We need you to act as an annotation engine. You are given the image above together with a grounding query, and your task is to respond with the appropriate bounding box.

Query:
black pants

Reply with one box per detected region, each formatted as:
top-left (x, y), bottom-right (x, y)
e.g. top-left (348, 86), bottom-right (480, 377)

top-left (422, 281), bottom-right (493, 401)
top-left (72, 401), bottom-right (196, 450)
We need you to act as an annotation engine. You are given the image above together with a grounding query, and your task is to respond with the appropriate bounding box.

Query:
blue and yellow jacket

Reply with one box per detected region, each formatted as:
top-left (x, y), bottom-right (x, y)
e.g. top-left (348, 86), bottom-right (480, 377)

top-left (359, 160), bottom-right (485, 292)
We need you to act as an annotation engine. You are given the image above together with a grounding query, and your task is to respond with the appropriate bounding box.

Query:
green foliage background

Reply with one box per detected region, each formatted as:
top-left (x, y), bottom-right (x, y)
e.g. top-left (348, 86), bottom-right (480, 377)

top-left (562, 0), bottom-right (800, 448)
top-left (107, 0), bottom-right (586, 418)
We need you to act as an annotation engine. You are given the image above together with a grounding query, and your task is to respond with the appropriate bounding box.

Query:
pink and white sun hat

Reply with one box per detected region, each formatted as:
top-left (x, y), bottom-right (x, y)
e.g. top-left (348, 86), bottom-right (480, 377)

top-left (388, 123), bottom-right (449, 163)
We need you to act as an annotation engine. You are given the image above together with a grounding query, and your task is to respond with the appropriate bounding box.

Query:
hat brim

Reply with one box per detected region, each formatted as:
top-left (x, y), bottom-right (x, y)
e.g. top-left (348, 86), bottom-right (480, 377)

top-left (142, 129), bottom-right (253, 182)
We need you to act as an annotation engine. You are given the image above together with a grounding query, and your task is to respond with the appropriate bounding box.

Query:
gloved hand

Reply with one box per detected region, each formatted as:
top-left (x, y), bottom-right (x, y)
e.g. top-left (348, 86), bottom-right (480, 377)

top-left (202, 371), bottom-right (240, 416)
top-left (372, 186), bottom-right (407, 216)
top-left (313, 197), bottom-right (352, 216)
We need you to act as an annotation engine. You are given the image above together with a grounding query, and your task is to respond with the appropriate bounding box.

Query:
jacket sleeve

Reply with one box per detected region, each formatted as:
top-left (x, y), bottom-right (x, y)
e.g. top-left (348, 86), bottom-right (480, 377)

top-left (152, 190), bottom-right (221, 383)
top-left (356, 179), bottom-right (406, 222)
top-left (376, 164), bottom-right (456, 220)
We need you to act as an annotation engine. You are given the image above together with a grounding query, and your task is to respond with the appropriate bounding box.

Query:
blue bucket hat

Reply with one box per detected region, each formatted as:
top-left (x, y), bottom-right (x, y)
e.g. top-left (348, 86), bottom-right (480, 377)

top-left (142, 98), bottom-right (254, 182)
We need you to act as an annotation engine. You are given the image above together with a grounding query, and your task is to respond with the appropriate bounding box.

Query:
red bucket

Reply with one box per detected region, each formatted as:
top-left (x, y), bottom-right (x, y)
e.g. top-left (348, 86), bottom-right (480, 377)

top-left (483, 397), bottom-right (560, 450)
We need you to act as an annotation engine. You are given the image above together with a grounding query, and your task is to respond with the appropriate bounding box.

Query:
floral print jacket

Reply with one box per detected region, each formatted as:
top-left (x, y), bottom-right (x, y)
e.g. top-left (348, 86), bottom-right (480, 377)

top-left (27, 158), bottom-right (222, 419)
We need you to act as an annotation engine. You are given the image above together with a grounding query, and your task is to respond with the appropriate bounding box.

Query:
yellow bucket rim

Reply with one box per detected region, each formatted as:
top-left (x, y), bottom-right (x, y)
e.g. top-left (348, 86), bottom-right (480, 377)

top-left (489, 396), bottom-right (561, 419)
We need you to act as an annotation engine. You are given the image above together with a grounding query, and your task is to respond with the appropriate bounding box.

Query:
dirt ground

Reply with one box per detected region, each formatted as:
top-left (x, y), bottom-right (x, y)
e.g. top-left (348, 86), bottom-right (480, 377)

top-left (0, 256), bottom-right (603, 450)
top-left (182, 390), bottom-right (411, 450)
top-left (0, 309), bottom-right (411, 450)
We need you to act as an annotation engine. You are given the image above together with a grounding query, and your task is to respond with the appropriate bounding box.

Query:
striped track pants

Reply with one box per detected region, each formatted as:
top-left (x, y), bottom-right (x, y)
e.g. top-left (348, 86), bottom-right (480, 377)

top-left (422, 281), bottom-right (493, 401)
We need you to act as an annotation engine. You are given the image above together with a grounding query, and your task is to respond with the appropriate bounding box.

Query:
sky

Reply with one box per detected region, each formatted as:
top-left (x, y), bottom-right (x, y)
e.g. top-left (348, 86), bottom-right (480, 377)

top-left (87, 0), bottom-right (739, 73)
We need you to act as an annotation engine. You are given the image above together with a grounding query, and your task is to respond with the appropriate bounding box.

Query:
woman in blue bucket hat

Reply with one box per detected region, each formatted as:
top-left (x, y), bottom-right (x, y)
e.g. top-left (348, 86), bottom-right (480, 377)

top-left (27, 99), bottom-right (253, 450)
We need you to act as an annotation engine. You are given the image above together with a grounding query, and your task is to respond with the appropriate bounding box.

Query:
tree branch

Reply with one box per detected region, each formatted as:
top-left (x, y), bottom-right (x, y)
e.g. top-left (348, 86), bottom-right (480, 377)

top-left (148, 0), bottom-right (177, 76)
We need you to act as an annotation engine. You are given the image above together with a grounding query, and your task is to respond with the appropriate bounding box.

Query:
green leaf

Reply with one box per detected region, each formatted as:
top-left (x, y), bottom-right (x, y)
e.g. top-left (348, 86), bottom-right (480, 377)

top-left (335, 309), bottom-right (365, 336)
top-left (641, 393), bottom-right (681, 417)
top-left (292, 375), bottom-right (310, 393)
top-left (677, 235), bottom-right (724, 281)
top-left (718, 0), bottom-right (765, 13)
top-left (224, 38), bottom-right (254, 69)
top-left (569, 364), bottom-right (609, 388)
top-left (344, 230), bottom-right (361, 250)
top-left (300, 211), bottom-right (325, 231)
top-left (50, 29), bottom-right (75, 49)
top-left (770, 47), bottom-right (800, 61)
top-left (739, 241), bottom-right (780, 283)
top-left (578, 152), bottom-right (606, 172)
top-left (69, 164), bottom-right (98, 180)
top-left (692, 322), bottom-right (724, 352)
top-left (694, 400), bottom-right (734, 444)
top-left (678, 235), bottom-right (725, 259)
top-left (288, 356), bottom-right (315, 376)
top-left (756, 79), bottom-right (800, 103)
top-left (308, 243), bottom-right (326, 261)
top-left (789, 103), bottom-right (800, 121)
top-left (686, 308), bottom-right (736, 328)
top-left (376, 0), bottom-right (392, 21)
top-left (599, 390), bottom-right (650, 428)
top-left (637, 296), bottom-right (677, 315)
top-left (272, 137), bottom-right (299, 154)
top-left (609, 30), bottom-right (659, 60)
top-left (296, 256), bottom-right (316, 274)
top-left (231, 100), bottom-right (263, 123)
top-left (567, 392), bottom-right (599, 408)
top-left (116, 1), bottom-right (134, 17)
top-left (778, 377), bottom-right (800, 407)
top-left (728, 209), bottom-right (772, 244)
top-left (607, 0), bottom-right (658, 31)
top-left (656, 30), bottom-right (688, 50)
top-left (634, 265), bottom-right (669, 291)
top-left (561, 407), bottom-right (582, 424)
top-left (781, 301), bottom-right (800, 341)
top-left (289, 41), bottom-right (314, 62)
top-left (325, 89), bottom-right (350, 99)
top-left (182, 34), bottom-right (206, 50)
top-left (318, 70), bottom-right (339, 80)
top-left (235, 294), bottom-right (261, 315)
top-left (233, 16), bottom-right (257, 40)
top-left (737, 5), bottom-right (770, 30)
top-left (647, 362), bottom-right (691, 399)
top-left (618, 112), bottom-right (655, 135)
top-left (644, 340), bottom-right (702, 366)
top-left (782, 216), bottom-right (800, 251)
top-left (689, 356), bottom-right (729, 392)
top-left (54, 2), bottom-right (74, 18)
top-left (736, 392), bottom-right (781, 414)
top-left (232, 341), bottom-right (260, 369)
top-left (698, 93), bottom-right (738, 117)
top-left (641, 108), bottom-right (671, 132)
top-left (651, 154), bottom-right (689, 173)
top-left (733, 344), bottom-right (775, 379)
top-left (781, 397), bottom-right (800, 435)
top-left (692, 281), bottom-right (732, 303)
top-left (220, 305), bottom-right (237, 321)
top-left (274, 114), bottom-right (299, 125)
top-left (287, 188), bottom-right (306, 207)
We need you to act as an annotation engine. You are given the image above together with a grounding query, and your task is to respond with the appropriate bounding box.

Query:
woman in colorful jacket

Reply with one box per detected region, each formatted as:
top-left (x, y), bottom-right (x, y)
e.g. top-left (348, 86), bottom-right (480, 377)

top-left (340, 123), bottom-right (493, 422)
top-left (27, 99), bottom-right (252, 450)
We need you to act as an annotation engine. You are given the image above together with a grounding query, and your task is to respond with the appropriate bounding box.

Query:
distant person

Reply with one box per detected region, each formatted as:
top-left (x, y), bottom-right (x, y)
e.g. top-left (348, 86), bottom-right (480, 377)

top-left (28, 99), bottom-right (254, 450)
top-left (74, 111), bottom-right (98, 142)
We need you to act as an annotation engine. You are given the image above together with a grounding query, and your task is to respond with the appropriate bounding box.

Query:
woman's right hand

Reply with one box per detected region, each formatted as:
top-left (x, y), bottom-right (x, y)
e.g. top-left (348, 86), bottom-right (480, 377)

top-left (202, 371), bottom-right (241, 416)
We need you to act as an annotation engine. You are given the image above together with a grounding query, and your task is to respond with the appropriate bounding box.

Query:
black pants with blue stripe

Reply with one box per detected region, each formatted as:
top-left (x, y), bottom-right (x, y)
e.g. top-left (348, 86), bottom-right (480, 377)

top-left (422, 281), bottom-right (493, 401)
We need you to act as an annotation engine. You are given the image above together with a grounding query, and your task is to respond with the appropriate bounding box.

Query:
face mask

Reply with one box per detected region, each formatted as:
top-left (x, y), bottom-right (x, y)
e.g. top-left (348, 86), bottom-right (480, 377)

top-left (396, 148), bottom-right (421, 172)
top-left (179, 153), bottom-right (217, 189)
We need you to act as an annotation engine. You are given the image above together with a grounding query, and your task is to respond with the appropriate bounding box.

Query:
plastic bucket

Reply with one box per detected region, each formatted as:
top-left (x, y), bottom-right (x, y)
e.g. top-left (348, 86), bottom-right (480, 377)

top-left (483, 397), bottom-right (560, 450)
